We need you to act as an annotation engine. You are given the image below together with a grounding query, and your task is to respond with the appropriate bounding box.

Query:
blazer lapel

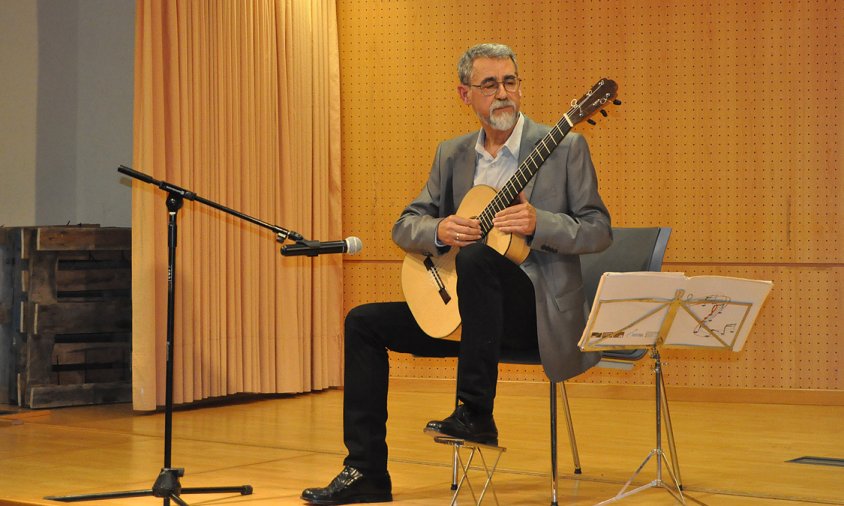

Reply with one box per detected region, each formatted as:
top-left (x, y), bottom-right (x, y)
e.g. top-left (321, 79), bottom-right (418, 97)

top-left (453, 132), bottom-right (478, 209)
top-left (519, 116), bottom-right (542, 201)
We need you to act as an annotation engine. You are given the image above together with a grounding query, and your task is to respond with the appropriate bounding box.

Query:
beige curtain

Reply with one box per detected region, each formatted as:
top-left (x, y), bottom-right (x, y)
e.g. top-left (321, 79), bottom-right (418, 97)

top-left (131, 0), bottom-right (343, 410)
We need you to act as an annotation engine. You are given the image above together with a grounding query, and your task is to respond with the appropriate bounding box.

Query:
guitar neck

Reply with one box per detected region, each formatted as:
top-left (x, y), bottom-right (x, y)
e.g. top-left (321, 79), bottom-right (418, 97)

top-left (477, 114), bottom-right (574, 235)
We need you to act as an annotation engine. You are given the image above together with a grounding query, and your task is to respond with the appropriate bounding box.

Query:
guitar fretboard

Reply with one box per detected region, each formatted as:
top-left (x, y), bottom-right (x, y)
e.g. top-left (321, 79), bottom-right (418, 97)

top-left (476, 115), bottom-right (574, 236)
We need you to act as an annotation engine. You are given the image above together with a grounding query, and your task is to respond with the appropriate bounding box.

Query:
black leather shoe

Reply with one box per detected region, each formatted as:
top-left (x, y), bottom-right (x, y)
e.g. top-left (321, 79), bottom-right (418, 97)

top-left (300, 466), bottom-right (392, 505)
top-left (424, 404), bottom-right (498, 445)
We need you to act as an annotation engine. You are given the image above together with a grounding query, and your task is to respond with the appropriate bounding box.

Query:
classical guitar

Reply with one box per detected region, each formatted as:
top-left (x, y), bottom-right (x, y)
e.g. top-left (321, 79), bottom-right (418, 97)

top-left (401, 78), bottom-right (619, 339)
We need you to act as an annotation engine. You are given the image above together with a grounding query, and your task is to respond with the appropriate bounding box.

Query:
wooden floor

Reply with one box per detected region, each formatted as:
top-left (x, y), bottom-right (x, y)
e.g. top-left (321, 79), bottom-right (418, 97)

top-left (1, 378), bottom-right (843, 506)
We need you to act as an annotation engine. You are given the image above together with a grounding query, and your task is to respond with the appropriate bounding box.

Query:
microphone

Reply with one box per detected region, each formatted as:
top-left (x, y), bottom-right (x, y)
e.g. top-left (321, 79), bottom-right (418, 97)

top-left (281, 236), bottom-right (363, 257)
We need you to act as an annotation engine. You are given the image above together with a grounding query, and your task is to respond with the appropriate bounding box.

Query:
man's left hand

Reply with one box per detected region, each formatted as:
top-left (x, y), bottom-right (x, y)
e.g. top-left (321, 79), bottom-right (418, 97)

top-left (492, 193), bottom-right (536, 236)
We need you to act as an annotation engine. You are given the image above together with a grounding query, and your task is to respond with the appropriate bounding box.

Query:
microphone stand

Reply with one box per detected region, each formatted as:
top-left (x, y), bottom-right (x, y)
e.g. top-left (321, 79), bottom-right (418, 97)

top-left (46, 166), bottom-right (303, 506)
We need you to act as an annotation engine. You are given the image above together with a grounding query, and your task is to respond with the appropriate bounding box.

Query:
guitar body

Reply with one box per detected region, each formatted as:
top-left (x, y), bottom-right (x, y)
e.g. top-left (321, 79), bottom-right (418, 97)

top-left (401, 185), bottom-right (529, 339)
top-left (401, 249), bottom-right (460, 339)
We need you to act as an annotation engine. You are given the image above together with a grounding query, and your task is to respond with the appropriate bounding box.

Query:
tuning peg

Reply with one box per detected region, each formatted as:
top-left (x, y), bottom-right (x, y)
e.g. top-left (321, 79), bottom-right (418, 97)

top-left (613, 99), bottom-right (622, 106)
top-left (587, 119), bottom-right (596, 125)
top-left (600, 109), bottom-right (608, 117)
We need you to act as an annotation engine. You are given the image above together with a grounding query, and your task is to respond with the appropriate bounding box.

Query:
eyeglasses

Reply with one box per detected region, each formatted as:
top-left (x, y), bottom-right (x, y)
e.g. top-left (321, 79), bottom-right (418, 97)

top-left (469, 77), bottom-right (522, 96)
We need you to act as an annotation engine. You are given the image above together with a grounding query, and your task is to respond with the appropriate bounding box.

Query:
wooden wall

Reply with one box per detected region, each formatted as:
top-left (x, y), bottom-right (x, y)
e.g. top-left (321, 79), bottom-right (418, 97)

top-left (336, 0), bottom-right (842, 397)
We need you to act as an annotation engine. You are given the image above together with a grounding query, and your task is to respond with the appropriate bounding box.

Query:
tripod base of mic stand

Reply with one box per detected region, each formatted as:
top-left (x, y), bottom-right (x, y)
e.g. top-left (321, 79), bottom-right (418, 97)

top-left (595, 449), bottom-right (685, 505)
top-left (45, 467), bottom-right (253, 505)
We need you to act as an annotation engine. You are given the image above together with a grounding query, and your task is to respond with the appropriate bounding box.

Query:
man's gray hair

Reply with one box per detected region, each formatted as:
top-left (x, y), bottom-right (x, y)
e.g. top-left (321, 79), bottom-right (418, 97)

top-left (457, 43), bottom-right (518, 85)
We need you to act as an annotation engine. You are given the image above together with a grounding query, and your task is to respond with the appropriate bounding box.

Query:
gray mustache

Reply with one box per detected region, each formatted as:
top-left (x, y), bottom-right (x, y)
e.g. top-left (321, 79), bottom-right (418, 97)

top-left (490, 100), bottom-right (514, 112)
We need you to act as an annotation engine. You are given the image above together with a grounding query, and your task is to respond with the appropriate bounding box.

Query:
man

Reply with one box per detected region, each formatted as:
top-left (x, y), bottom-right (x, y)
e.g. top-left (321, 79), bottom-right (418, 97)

top-left (301, 43), bottom-right (611, 505)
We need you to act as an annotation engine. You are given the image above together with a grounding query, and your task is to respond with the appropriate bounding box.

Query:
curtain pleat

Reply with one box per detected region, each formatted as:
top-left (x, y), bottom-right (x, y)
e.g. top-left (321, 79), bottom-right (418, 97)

top-left (132, 0), bottom-right (343, 411)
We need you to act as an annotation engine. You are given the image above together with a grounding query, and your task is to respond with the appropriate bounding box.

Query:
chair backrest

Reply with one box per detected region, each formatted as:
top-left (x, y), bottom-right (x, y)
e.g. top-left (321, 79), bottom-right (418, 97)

top-left (500, 227), bottom-right (671, 367)
top-left (579, 227), bottom-right (672, 364)
top-left (580, 227), bottom-right (671, 311)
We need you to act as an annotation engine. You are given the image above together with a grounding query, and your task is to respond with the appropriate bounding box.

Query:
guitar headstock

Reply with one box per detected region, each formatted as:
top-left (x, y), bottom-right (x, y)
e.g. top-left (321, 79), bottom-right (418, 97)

top-left (565, 78), bottom-right (620, 126)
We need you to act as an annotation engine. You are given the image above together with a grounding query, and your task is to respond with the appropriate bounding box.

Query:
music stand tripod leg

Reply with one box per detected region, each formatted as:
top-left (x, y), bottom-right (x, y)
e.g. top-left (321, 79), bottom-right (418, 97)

top-left (596, 348), bottom-right (685, 505)
top-left (660, 369), bottom-right (683, 489)
top-left (652, 348), bottom-right (685, 503)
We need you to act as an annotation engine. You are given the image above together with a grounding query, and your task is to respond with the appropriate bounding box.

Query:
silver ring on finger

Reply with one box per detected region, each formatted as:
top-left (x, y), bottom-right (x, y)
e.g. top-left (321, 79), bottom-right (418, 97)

top-left (456, 233), bottom-right (460, 241)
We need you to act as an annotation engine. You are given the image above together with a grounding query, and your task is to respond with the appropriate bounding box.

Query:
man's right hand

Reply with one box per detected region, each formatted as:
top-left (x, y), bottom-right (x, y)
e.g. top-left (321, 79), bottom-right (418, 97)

top-left (437, 215), bottom-right (482, 247)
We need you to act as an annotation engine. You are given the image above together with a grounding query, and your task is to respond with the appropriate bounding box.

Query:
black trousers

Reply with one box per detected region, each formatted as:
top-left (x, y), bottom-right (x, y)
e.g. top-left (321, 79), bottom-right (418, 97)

top-left (343, 243), bottom-right (537, 473)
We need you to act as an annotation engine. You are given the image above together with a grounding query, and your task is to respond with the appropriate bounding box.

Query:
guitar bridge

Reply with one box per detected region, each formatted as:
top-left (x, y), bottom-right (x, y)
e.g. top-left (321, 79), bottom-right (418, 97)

top-left (423, 256), bottom-right (452, 305)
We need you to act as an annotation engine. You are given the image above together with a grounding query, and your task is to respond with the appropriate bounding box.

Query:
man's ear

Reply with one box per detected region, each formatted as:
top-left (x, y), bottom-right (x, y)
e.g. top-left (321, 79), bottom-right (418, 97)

top-left (457, 84), bottom-right (471, 104)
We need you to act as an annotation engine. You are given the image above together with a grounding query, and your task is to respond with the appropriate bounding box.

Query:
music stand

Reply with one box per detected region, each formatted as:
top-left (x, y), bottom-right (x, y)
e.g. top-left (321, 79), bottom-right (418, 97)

top-left (579, 271), bottom-right (772, 505)
top-left (46, 166), bottom-right (304, 505)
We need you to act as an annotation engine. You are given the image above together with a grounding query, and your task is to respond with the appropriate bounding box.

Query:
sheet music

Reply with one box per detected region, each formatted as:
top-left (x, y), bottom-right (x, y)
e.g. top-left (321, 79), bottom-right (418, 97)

top-left (579, 272), bottom-right (773, 352)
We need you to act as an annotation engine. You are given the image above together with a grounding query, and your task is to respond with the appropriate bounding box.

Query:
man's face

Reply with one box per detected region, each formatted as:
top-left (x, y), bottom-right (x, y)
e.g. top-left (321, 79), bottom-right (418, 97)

top-left (459, 57), bottom-right (521, 132)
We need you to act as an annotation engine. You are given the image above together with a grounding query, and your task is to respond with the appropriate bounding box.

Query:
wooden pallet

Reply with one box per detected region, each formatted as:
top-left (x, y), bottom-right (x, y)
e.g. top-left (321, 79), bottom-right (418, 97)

top-left (0, 228), bottom-right (14, 405)
top-left (5, 226), bottom-right (132, 409)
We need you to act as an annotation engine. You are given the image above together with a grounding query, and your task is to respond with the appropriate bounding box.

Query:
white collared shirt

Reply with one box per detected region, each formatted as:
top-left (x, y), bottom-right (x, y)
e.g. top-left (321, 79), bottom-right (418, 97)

top-left (473, 113), bottom-right (524, 189)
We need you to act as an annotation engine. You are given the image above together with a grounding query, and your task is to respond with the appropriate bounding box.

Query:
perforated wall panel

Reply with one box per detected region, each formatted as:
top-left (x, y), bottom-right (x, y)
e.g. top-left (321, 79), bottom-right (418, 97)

top-left (337, 0), bottom-right (842, 390)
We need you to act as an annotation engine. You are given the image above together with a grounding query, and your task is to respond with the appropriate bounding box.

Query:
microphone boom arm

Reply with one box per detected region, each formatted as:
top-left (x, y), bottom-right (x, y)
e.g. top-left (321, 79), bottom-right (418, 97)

top-left (118, 165), bottom-right (304, 242)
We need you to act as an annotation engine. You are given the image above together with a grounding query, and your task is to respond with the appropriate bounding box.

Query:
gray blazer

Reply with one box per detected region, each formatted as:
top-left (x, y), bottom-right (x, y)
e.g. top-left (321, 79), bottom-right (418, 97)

top-left (392, 115), bottom-right (612, 381)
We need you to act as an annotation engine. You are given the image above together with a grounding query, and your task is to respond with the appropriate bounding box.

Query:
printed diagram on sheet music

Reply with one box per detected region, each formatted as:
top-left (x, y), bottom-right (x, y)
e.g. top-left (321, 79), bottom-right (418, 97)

top-left (666, 293), bottom-right (749, 347)
top-left (692, 295), bottom-right (737, 335)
